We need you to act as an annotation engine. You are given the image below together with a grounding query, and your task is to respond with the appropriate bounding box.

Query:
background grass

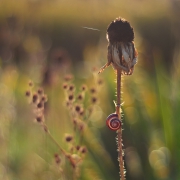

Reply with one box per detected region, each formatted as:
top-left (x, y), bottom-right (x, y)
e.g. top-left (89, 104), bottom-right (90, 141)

top-left (0, 0), bottom-right (180, 179)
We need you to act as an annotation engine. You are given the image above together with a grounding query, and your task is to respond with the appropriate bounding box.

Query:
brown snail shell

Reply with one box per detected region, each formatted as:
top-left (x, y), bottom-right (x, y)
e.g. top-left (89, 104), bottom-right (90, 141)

top-left (106, 113), bottom-right (121, 131)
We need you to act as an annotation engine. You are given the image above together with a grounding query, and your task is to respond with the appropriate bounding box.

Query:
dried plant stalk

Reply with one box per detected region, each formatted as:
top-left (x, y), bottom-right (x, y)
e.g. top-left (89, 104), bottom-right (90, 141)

top-left (116, 69), bottom-right (125, 180)
top-left (99, 17), bottom-right (138, 180)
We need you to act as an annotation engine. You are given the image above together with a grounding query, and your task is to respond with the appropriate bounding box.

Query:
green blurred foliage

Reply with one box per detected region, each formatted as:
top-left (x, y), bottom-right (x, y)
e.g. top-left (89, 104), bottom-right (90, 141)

top-left (0, 0), bottom-right (180, 180)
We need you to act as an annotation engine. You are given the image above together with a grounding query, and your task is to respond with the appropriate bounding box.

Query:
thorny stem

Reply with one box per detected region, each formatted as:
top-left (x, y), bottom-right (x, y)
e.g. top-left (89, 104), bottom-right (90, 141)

top-left (116, 69), bottom-right (125, 180)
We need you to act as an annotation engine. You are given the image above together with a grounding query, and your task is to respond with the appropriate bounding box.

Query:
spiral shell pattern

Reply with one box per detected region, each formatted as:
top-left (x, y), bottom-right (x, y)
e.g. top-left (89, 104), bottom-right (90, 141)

top-left (106, 113), bottom-right (121, 131)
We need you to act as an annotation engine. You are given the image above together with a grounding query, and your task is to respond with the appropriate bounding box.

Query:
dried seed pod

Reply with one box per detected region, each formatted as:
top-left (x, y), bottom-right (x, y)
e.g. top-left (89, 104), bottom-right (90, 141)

top-left (69, 84), bottom-right (75, 91)
top-left (90, 88), bottom-right (96, 94)
top-left (91, 97), bottom-right (98, 104)
top-left (98, 17), bottom-right (138, 75)
top-left (25, 90), bottom-right (31, 97)
top-left (28, 81), bottom-right (33, 87)
top-left (63, 83), bottom-right (68, 89)
top-left (36, 115), bottom-right (43, 123)
top-left (81, 85), bottom-right (87, 91)
top-left (32, 93), bottom-right (38, 103)
top-left (68, 94), bottom-right (74, 101)
top-left (41, 95), bottom-right (48, 102)
top-left (37, 88), bottom-right (43, 95)
top-left (37, 102), bottom-right (43, 108)
top-left (75, 105), bottom-right (81, 112)
top-left (80, 146), bottom-right (87, 154)
top-left (65, 134), bottom-right (73, 142)
top-left (106, 113), bottom-right (121, 131)
top-left (77, 94), bottom-right (83, 101)
top-left (54, 153), bottom-right (61, 164)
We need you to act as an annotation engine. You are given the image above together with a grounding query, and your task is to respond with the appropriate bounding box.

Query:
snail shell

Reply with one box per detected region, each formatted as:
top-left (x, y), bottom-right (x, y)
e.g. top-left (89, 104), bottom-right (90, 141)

top-left (106, 113), bottom-right (121, 131)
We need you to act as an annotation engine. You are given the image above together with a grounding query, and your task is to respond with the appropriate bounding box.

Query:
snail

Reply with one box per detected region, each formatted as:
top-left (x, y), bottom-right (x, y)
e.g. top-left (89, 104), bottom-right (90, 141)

top-left (106, 113), bottom-right (121, 131)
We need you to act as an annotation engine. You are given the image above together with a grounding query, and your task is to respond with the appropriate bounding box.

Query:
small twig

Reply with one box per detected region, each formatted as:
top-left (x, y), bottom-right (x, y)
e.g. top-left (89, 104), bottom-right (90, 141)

top-left (44, 124), bottom-right (67, 155)
top-left (116, 69), bottom-right (125, 180)
top-left (42, 123), bottom-right (77, 168)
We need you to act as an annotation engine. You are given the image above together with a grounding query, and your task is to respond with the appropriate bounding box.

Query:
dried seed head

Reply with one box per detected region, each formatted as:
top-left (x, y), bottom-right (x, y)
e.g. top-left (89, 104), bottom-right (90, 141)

top-left (32, 93), bottom-right (38, 103)
top-left (107, 17), bottom-right (134, 43)
top-left (68, 94), bottom-right (74, 101)
top-left (25, 90), bottom-right (31, 97)
top-left (37, 102), bottom-right (43, 109)
top-left (77, 94), bottom-right (83, 101)
top-left (37, 88), bottom-right (43, 95)
top-left (110, 41), bottom-right (138, 75)
top-left (75, 105), bottom-right (81, 112)
top-left (28, 81), bottom-right (33, 87)
top-left (91, 97), bottom-right (97, 104)
top-left (63, 83), bottom-right (68, 89)
top-left (54, 153), bottom-right (59, 158)
top-left (36, 115), bottom-right (43, 123)
top-left (69, 84), bottom-right (75, 91)
top-left (90, 88), bottom-right (96, 94)
top-left (76, 145), bottom-right (80, 151)
top-left (65, 134), bottom-right (73, 142)
top-left (41, 95), bottom-right (47, 102)
top-left (79, 110), bottom-right (84, 116)
top-left (99, 17), bottom-right (138, 75)
top-left (81, 85), bottom-right (87, 91)
top-left (80, 146), bottom-right (87, 154)
top-left (107, 18), bottom-right (137, 74)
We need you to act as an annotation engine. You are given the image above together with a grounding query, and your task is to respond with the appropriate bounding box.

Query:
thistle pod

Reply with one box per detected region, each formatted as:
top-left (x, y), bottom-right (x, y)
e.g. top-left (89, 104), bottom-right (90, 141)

top-left (106, 113), bottom-right (121, 131)
top-left (98, 17), bottom-right (138, 75)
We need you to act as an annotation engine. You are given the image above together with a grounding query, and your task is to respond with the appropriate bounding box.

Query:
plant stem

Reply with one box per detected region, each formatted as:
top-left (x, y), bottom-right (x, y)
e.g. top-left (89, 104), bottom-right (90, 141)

top-left (116, 69), bottom-right (125, 180)
top-left (46, 127), bottom-right (67, 155)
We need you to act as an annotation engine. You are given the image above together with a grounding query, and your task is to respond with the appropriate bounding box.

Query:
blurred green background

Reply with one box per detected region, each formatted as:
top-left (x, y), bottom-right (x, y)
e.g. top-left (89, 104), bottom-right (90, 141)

top-left (0, 0), bottom-right (180, 179)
